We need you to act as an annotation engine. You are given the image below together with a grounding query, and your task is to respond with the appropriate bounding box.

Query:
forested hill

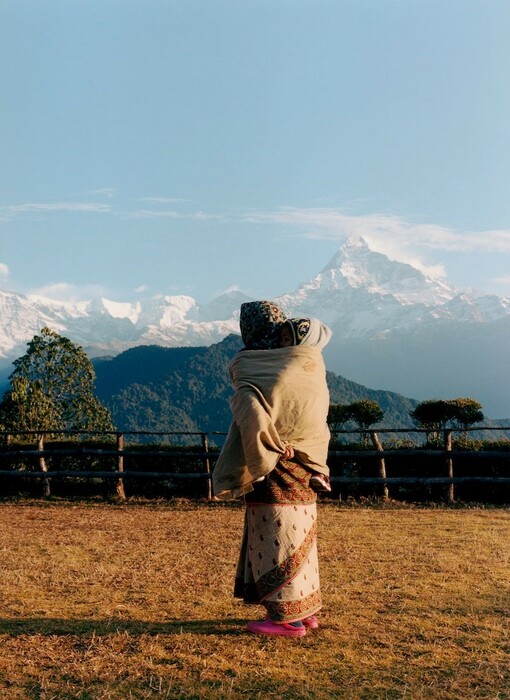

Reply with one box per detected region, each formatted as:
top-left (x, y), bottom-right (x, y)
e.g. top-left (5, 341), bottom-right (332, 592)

top-left (92, 334), bottom-right (418, 436)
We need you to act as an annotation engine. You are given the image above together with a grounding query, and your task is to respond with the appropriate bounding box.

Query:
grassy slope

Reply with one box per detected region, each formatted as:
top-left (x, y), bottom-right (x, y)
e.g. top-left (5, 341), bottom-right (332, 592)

top-left (0, 502), bottom-right (508, 699)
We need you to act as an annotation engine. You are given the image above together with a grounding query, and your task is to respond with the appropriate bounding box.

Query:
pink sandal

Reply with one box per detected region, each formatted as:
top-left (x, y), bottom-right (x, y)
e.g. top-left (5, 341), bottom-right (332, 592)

top-left (302, 615), bottom-right (319, 629)
top-left (265, 612), bottom-right (319, 629)
top-left (246, 619), bottom-right (307, 637)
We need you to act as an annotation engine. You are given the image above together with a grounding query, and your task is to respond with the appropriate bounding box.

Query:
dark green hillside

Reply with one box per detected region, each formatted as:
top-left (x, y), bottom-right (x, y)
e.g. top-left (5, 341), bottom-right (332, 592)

top-left (93, 335), bottom-right (418, 435)
top-left (156, 334), bottom-right (243, 432)
top-left (106, 383), bottom-right (199, 439)
top-left (93, 345), bottom-right (208, 396)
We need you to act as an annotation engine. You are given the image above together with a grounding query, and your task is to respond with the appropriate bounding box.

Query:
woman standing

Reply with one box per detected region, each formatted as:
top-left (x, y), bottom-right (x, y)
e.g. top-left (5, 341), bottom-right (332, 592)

top-left (213, 301), bottom-right (331, 637)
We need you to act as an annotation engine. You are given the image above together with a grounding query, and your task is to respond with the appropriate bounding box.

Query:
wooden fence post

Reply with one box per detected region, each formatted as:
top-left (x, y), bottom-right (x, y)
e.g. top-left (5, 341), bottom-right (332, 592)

top-left (3, 433), bottom-right (10, 496)
top-left (370, 431), bottom-right (389, 500)
top-left (445, 429), bottom-right (454, 504)
top-left (115, 433), bottom-right (126, 501)
top-left (38, 433), bottom-right (51, 497)
top-left (201, 433), bottom-right (212, 501)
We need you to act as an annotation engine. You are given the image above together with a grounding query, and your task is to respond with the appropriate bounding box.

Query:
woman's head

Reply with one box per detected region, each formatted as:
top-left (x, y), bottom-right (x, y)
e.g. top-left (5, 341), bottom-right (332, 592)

top-left (239, 301), bottom-right (287, 349)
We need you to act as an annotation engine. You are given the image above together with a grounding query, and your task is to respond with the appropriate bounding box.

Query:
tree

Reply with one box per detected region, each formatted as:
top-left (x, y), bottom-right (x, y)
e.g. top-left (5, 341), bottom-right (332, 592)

top-left (0, 327), bottom-right (114, 433)
top-left (0, 377), bottom-right (58, 432)
top-left (349, 399), bottom-right (384, 431)
top-left (409, 399), bottom-right (454, 441)
top-left (348, 399), bottom-right (384, 446)
top-left (410, 398), bottom-right (484, 442)
top-left (327, 400), bottom-right (384, 445)
top-left (327, 403), bottom-right (352, 431)
top-left (448, 398), bottom-right (484, 433)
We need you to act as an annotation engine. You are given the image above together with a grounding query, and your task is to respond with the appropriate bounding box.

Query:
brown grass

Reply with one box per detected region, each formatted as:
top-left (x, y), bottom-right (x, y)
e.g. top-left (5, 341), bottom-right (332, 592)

top-left (0, 500), bottom-right (508, 699)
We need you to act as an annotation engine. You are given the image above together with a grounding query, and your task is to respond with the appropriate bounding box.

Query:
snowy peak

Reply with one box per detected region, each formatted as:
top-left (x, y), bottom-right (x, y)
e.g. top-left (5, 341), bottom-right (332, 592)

top-left (321, 235), bottom-right (371, 272)
top-left (319, 235), bottom-right (456, 304)
top-left (135, 295), bottom-right (199, 329)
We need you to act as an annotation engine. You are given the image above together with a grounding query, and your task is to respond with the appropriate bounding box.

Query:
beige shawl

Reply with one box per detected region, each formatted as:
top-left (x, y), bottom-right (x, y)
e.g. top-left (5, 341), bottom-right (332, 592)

top-left (212, 346), bottom-right (331, 500)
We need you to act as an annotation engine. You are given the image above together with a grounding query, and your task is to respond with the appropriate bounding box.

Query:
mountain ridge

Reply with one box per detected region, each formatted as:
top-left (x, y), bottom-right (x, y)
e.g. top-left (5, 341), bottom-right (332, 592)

top-left (2, 235), bottom-right (510, 416)
top-left (92, 337), bottom-right (509, 438)
top-left (92, 334), bottom-right (420, 437)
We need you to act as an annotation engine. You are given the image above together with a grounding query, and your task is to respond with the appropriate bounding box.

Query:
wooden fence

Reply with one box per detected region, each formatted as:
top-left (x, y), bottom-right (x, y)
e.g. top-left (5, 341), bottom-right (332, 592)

top-left (0, 428), bottom-right (509, 503)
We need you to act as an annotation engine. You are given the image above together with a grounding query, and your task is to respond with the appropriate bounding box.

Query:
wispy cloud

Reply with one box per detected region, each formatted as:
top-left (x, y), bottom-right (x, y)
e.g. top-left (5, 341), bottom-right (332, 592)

top-left (29, 282), bottom-right (110, 302)
top-left (0, 263), bottom-right (10, 279)
top-left (241, 207), bottom-right (510, 277)
top-left (88, 188), bottom-right (118, 198)
top-left (7, 202), bottom-right (113, 214)
top-left (125, 209), bottom-right (224, 221)
top-left (243, 207), bottom-right (510, 251)
top-left (55, 187), bottom-right (118, 199)
top-left (138, 197), bottom-right (188, 204)
top-left (127, 209), bottom-right (181, 219)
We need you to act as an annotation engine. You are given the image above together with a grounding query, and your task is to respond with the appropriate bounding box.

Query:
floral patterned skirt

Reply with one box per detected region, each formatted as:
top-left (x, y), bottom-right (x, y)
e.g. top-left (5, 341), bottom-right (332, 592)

top-left (234, 459), bottom-right (322, 623)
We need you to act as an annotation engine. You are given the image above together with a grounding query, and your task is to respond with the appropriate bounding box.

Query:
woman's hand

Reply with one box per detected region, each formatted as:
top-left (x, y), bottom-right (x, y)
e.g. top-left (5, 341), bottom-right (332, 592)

top-left (282, 445), bottom-right (295, 460)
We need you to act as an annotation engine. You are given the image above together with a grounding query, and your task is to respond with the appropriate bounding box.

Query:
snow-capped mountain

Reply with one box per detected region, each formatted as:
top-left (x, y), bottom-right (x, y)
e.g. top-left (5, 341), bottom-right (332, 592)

top-left (277, 236), bottom-right (510, 327)
top-left (0, 292), bottom-right (246, 362)
top-left (274, 238), bottom-right (510, 417)
top-left (1, 236), bottom-right (510, 416)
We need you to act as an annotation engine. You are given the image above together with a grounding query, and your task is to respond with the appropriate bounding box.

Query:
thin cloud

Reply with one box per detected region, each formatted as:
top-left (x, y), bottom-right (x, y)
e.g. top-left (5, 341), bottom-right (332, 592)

top-left (0, 262), bottom-right (10, 278)
top-left (242, 207), bottom-right (510, 276)
top-left (55, 187), bottom-right (118, 199)
top-left (89, 188), bottom-right (117, 198)
top-left (7, 202), bottom-right (112, 214)
top-left (126, 209), bottom-right (224, 221)
top-left (138, 197), bottom-right (188, 204)
top-left (242, 207), bottom-right (510, 251)
top-left (29, 282), bottom-right (110, 303)
top-left (127, 209), bottom-right (181, 219)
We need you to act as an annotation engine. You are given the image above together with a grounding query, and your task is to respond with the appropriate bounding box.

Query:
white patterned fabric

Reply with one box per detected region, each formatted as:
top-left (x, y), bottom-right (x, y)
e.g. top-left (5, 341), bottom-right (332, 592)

top-left (234, 460), bottom-right (322, 622)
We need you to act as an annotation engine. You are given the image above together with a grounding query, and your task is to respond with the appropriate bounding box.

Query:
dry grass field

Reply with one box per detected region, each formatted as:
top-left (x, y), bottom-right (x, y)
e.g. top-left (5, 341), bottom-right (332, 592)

top-left (0, 500), bottom-right (508, 699)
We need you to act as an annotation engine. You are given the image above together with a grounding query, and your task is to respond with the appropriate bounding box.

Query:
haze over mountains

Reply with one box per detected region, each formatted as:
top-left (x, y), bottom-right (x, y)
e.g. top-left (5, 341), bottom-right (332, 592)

top-left (1, 236), bottom-right (509, 417)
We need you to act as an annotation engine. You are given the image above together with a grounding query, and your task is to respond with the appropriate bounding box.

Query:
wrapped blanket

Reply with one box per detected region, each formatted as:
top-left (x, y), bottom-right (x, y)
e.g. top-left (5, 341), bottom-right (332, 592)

top-left (212, 345), bottom-right (330, 500)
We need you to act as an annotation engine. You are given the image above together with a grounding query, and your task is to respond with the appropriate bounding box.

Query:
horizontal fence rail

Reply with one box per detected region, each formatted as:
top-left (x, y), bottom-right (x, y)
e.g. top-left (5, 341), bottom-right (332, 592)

top-left (0, 428), bottom-right (509, 502)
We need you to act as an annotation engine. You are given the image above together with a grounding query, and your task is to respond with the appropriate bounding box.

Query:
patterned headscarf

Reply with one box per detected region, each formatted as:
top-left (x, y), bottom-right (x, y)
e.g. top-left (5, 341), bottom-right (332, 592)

top-left (239, 300), bottom-right (287, 349)
top-left (283, 317), bottom-right (333, 349)
top-left (284, 318), bottom-right (312, 345)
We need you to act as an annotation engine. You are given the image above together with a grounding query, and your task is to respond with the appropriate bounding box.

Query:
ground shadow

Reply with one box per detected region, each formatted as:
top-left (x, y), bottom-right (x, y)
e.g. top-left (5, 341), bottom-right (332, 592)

top-left (0, 617), bottom-right (248, 637)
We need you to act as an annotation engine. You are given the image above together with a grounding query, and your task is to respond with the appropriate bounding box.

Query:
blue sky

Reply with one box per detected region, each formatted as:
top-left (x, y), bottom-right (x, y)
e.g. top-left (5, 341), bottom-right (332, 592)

top-left (1, 0), bottom-right (510, 304)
